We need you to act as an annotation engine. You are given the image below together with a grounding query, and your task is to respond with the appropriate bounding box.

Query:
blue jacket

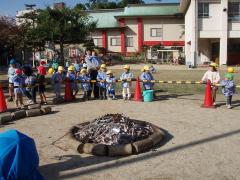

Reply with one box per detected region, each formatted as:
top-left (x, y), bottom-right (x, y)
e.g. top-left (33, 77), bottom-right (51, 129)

top-left (8, 67), bottom-right (16, 83)
top-left (97, 71), bottom-right (107, 88)
top-left (120, 72), bottom-right (133, 88)
top-left (13, 75), bottom-right (25, 88)
top-left (67, 72), bottom-right (77, 82)
top-left (140, 72), bottom-right (154, 90)
top-left (74, 63), bottom-right (80, 72)
top-left (106, 76), bottom-right (116, 90)
top-left (86, 56), bottom-right (100, 69)
top-left (51, 72), bottom-right (63, 84)
top-left (24, 75), bottom-right (37, 89)
top-left (79, 74), bottom-right (91, 91)
top-left (221, 80), bottom-right (235, 96)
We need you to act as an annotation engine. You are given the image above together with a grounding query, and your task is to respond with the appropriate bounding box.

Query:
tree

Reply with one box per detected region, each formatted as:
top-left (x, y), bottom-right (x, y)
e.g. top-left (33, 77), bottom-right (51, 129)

top-left (74, 3), bottom-right (87, 11)
top-left (118, 0), bottom-right (145, 8)
top-left (22, 7), bottom-right (96, 64)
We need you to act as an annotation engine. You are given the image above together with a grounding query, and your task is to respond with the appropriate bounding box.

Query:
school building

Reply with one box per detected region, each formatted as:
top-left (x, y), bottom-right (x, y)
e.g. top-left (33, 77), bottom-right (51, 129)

top-left (88, 3), bottom-right (185, 62)
top-left (180, 0), bottom-right (240, 66)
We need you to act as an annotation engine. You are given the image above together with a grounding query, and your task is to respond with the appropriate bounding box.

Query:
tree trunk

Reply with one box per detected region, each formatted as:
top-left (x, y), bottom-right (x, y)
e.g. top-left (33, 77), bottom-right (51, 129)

top-left (60, 36), bottom-right (64, 65)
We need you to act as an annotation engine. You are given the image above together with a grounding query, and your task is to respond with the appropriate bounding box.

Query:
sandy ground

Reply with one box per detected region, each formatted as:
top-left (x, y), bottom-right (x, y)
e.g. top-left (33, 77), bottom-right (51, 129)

top-left (1, 93), bottom-right (240, 180)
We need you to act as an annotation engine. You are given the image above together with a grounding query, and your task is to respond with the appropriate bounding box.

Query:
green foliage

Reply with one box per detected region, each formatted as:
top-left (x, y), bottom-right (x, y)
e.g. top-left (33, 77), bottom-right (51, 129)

top-left (21, 6), bottom-right (96, 63)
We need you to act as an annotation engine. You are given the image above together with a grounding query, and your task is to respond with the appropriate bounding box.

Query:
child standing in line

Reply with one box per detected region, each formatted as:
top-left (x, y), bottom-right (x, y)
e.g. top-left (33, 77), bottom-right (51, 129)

top-left (97, 64), bottom-right (108, 100)
top-left (140, 65), bottom-right (154, 90)
top-left (37, 61), bottom-right (47, 104)
top-left (201, 62), bottom-right (220, 105)
top-left (12, 69), bottom-right (25, 109)
top-left (221, 73), bottom-right (236, 109)
top-left (78, 68), bottom-right (91, 101)
top-left (120, 65), bottom-right (134, 101)
top-left (23, 66), bottom-right (38, 104)
top-left (106, 70), bottom-right (117, 100)
top-left (51, 66), bottom-right (64, 98)
top-left (66, 66), bottom-right (79, 99)
top-left (7, 59), bottom-right (17, 102)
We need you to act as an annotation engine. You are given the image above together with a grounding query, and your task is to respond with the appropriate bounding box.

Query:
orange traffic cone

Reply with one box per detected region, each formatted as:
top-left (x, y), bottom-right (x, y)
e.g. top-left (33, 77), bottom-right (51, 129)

top-left (133, 77), bottom-right (143, 102)
top-left (64, 78), bottom-right (73, 102)
top-left (0, 86), bottom-right (7, 112)
top-left (201, 80), bottom-right (215, 108)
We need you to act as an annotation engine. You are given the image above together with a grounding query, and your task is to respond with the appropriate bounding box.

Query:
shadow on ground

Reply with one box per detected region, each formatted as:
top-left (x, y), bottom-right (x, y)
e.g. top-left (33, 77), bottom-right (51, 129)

top-left (39, 128), bottom-right (240, 179)
top-left (40, 127), bottom-right (173, 179)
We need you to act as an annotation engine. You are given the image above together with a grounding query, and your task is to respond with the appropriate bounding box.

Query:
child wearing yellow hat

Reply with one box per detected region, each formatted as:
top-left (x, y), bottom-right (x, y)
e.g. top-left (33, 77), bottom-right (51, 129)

top-left (140, 65), bottom-right (154, 90)
top-left (66, 66), bottom-right (79, 99)
top-left (120, 65), bottom-right (133, 101)
top-left (97, 64), bottom-right (108, 100)
top-left (106, 70), bottom-right (117, 100)
top-left (78, 68), bottom-right (91, 101)
top-left (221, 73), bottom-right (236, 109)
top-left (201, 62), bottom-right (220, 105)
top-left (51, 66), bottom-right (64, 98)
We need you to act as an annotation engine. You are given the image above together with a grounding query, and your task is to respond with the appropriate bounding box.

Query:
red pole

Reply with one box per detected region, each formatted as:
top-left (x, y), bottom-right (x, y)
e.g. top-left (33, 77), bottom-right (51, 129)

top-left (137, 18), bottom-right (143, 53)
top-left (102, 30), bottom-right (107, 50)
top-left (119, 19), bottom-right (125, 55)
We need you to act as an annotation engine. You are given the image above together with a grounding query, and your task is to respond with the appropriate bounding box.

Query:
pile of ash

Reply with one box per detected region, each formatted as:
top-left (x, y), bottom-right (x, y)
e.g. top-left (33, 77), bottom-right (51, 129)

top-left (72, 114), bottom-right (154, 145)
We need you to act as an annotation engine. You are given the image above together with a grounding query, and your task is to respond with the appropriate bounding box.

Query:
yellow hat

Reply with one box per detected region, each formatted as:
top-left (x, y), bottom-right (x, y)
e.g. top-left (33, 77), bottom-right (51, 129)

top-left (143, 65), bottom-right (150, 71)
top-left (100, 64), bottom-right (107, 69)
top-left (227, 67), bottom-right (235, 73)
top-left (106, 70), bottom-right (112, 75)
top-left (124, 65), bottom-right (130, 69)
top-left (141, 68), bottom-right (145, 72)
top-left (80, 68), bottom-right (87, 74)
top-left (48, 68), bottom-right (54, 75)
top-left (58, 66), bottom-right (64, 71)
top-left (209, 62), bottom-right (218, 68)
top-left (68, 66), bottom-right (75, 71)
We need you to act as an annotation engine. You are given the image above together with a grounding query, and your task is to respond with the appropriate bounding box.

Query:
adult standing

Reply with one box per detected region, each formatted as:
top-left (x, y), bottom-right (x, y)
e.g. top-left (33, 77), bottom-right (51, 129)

top-left (85, 49), bottom-right (101, 99)
top-left (201, 62), bottom-right (220, 105)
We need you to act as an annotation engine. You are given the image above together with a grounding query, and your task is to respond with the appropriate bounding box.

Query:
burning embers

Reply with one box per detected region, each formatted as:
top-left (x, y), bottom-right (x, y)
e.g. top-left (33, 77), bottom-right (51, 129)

top-left (71, 114), bottom-right (165, 156)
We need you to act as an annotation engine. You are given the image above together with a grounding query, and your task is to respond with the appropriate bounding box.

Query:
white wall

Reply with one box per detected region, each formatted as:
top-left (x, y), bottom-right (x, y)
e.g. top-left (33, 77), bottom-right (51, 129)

top-left (125, 19), bottom-right (138, 52)
top-left (229, 22), bottom-right (240, 38)
top-left (198, 2), bottom-right (221, 38)
top-left (143, 18), bottom-right (184, 41)
top-left (107, 30), bottom-right (121, 52)
top-left (198, 39), bottom-right (212, 63)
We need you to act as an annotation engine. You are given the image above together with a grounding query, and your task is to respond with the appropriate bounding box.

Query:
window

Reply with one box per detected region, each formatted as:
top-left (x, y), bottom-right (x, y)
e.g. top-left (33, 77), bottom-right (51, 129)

top-left (93, 38), bottom-right (102, 47)
top-left (151, 28), bottom-right (163, 37)
top-left (111, 38), bottom-right (121, 46)
top-left (126, 37), bottom-right (133, 47)
top-left (228, 2), bottom-right (240, 21)
top-left (198, 3), bottom-right (209, 18)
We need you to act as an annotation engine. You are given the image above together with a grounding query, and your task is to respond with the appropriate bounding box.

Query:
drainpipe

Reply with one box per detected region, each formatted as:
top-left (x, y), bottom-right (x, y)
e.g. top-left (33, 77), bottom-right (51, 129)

top-left (191, 0), bottom-right (198, 67)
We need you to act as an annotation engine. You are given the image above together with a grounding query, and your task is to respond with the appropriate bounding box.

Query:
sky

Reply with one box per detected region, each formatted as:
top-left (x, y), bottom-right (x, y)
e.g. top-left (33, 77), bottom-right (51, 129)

top-left (0, 0), bottom-right (179, 16)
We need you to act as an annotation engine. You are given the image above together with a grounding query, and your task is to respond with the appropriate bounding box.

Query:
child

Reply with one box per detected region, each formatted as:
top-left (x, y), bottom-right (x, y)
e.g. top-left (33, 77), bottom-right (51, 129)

top-left (201, 62), bottom-right (220, 105)
top-left (23, 65), bottom-right (38, 104)
top-left (78, 68), bottom-right (91, 101)
top-left (140, 65), bottom-right (154, 90)
top-left (120, 65), bottom-right (134, 101)
top-left (221, 73), bottom-right (236, 109)
top-left (97, 64), bottom-right (107, 100)
top-left (37, 61), bottom-right (47, 104)
top-left (12, 69), bottom-right (25, 109)
top-left (51, 66), bottom-right (64, 98)
top-left (66, 66), bottom-right (79, 99)
top-left (7, 59), bottom-right (17, 102)
top-left (106, 70), bottom-right (117, 100)
top-left (149, 65), bottom-right (157, 74)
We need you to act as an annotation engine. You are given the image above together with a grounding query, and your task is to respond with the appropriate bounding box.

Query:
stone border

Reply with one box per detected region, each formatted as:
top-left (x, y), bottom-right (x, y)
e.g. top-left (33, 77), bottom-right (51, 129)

top-left (0, 106), bottom-right (52, 125)
top-left (71, 120), bottom-right (165, 156)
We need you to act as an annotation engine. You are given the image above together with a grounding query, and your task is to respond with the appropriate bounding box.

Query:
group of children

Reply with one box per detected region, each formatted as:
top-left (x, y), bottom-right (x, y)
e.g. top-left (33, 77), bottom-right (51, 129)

top-left (50, 63), bottom-right (155, 102)
top-left (7, 59), bottom-right (47, 108)
top-left (201, 62), bottom-right (237, 109)
top-left (8, 58), bottom-right (237, 109)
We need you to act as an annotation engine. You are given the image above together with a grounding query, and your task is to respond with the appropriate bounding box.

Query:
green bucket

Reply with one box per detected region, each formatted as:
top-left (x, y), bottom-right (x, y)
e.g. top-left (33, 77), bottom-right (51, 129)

top-left (142, 90), bottom-right (154, 102)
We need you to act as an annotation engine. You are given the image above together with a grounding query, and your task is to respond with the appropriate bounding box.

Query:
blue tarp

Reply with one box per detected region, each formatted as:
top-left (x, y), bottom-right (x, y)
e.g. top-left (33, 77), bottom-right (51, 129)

top-left (0, 130), bottom-right (44, 180)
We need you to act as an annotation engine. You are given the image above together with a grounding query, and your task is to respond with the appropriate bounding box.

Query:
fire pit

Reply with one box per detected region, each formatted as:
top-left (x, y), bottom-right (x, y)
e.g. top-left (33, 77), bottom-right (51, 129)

top-left (71, 114), bottom-right (165, 156)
